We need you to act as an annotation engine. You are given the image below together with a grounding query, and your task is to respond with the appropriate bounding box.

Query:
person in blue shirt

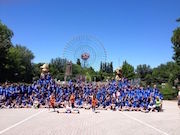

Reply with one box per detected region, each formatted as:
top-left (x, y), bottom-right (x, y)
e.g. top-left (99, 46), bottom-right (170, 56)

top-left (0, 75), bottom-right (163, 113)
top-left (123, 99), bottom-right (130, 111)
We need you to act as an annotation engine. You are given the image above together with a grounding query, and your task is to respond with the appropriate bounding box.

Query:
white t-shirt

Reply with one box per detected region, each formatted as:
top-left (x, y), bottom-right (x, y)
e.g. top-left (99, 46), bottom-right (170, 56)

top-left (116, 91), bottom-right (120, 97)
top-left (66, 105), bottom-right (72, 111)
top-left (178, 91), bottom-right (180, 100)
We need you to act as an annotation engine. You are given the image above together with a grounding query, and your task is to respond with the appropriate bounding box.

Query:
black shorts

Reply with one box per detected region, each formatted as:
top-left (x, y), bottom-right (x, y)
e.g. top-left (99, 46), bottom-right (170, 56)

top-left (72, 103), bottom-right (74, 108)
top-left (155, 106), bottom-right (161, 112)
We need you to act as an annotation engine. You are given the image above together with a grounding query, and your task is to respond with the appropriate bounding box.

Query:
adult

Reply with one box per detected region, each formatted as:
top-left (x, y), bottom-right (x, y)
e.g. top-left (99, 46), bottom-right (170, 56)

top-left (178, 86), bottom-right (180, 108)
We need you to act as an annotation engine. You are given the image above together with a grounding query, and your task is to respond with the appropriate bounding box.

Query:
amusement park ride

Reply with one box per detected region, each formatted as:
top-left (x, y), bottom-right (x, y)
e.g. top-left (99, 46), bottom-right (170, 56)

top-left (81, 52), bottom-right (90, 68)
top-left (40, 35), bottom-right (122, 81)
top-left (63, 35), bottom-right (107, 69)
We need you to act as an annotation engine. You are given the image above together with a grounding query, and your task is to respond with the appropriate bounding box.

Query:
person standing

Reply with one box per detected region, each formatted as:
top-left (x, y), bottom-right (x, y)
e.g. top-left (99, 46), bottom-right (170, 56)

top-left (50, 94), bottom-right (56, 112)
top-left (178, 87), bottom-right (180, 108)
top-left (70, 93), bottom-right (75, 108)
top-left (92, 95), bottom-right (98, 112)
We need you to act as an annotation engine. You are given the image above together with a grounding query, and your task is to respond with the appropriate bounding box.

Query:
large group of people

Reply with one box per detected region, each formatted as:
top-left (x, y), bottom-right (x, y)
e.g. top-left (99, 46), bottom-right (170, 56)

top-left (0, 73), bottom-right (163, 113)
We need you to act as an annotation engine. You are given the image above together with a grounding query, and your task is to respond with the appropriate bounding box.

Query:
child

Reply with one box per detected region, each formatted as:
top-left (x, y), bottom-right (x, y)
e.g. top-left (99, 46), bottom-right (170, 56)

top-left (110, 97), bottom-right (116, 111)
top-left (92, 95), bottom-right (98, 112)
top-left (147, 98), bottom-right (155, 112)
top-left (33, 99), bottom-right (40, 109)
top-left (57, 101), bottom-right (79, 114)
top-left (50, 94), bottom-right (56, 112)
top-left (124, 100), bottom-right (130, 111)
top-left (69, 93), bottom-right (75, 108)
top-left (65, 101), bottom-right (72, 113)
top-left (83, 99), bottom-right (91, 110)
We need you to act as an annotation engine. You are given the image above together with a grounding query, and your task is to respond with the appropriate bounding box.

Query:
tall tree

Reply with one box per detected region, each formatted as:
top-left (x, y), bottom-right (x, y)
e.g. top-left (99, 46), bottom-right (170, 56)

top-left (152, 62), bottom-right (180, 85)
top-left (100, 62), bottom-right (113, 74)
top-left (122, 61), bottom-right (135, 79)
top-left (100, 61), bottom-right (103, 71)
top-left (171, 18), bottom-right (180, 66)
top-left (136, 64), bottom-right (152, 80)
top-left (32, 63), bottom-right (44, 80)
top-left (110, 62), bottom-right (113, 73)
top-left (104, 62), bottom-right (107, 72)
top-left (0, 21), bottom-right (14, 82)
top-left (7, 45), bottom-right (34, 82)
top-left (76, 58), bottom-right (81, 66)
top-left (49, 57), bottom-right (67, 80)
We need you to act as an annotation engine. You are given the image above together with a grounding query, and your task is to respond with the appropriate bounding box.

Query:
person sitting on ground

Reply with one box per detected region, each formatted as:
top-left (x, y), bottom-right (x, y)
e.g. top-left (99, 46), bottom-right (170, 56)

top-left (154, 97), bottom-right (162, 112)
top-left (83, 100), bottom-right (91, 110)
top-left (57, 101), bottom-right (79, 114)
top-left (140, 98), bottom-right (149, 113)
top-left (104, 95), bottom-right (111, 110)
top-left (110, 97), bottom-right (116, 111)
top-left (33, 98), bottom-right (40, 109)
top-left (65, 101), bottom-right (72, 113)
top-left (147, 97), bottom-right (155, 112)
top-left (124, 99), bottom-right (130, 111)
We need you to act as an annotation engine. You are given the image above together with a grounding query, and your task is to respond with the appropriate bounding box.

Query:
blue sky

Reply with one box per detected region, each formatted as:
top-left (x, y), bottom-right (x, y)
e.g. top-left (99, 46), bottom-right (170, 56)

top-left (0, 0), bottom-right (180, 70)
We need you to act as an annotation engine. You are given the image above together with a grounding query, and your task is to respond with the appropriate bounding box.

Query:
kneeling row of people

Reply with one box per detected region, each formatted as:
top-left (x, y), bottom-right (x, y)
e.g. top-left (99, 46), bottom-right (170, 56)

top-left (38, 94), bottom-right (162, 113)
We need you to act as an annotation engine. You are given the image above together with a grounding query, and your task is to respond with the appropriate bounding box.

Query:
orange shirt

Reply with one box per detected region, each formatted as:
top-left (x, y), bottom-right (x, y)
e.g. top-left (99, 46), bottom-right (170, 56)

top-left (70, 95), bottom-right (75, 103)
top-left (50, 96), bottom-right (55, 104)
top-left (92, 98), bottom-right (97, 107)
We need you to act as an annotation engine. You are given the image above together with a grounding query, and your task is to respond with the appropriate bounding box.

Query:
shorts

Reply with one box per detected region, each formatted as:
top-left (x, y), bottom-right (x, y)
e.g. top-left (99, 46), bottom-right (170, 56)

top-left (71, 103), bottom-right (75, 108)
top-left (51, 103), bottom-right (55, 107)
top-left (155, 106), bottom-right (161, 112)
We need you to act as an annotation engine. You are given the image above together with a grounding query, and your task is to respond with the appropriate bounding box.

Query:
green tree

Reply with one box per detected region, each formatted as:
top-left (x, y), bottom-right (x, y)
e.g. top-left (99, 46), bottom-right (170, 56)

top-left (136, 64), bottom-right (152, 80)
top-left (49, 57), bottom-right (66, 80)
top-left (7, 45), bottom-right (34, 82)
top-left (122, 61), bottom-right (135, 79)
top-left (110, 62), bottom-right (113, 73)
top-left (152, 62), bottom-right (180, 85)
top-left (72, 64), bottom-right (83, 76)
top-left (85, 72), bottom-right (91, 82)
top-left (32, 63), bottom-right (44, 80)
top-left (171, 18), bottom-right (180, 66)
top-left (100, 62), bottom-right (103, 72)
top-left (0, 21), bottom-right (14, 82)
top-left (100, 61), bottom-right (113, 74)
top-left (76, 58), bottom-right (81, 66)
top-left (144, 74), bottom-right (153, 85)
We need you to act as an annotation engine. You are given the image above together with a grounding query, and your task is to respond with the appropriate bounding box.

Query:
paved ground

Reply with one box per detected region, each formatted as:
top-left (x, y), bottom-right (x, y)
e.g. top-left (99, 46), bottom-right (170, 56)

top-left (0, 101), bottom-right (180, 135)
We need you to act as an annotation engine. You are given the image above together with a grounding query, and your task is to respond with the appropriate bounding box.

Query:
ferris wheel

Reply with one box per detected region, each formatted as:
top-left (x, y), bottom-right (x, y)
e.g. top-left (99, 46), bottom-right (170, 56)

top-left (63, 35), bottom-right (107, 70)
